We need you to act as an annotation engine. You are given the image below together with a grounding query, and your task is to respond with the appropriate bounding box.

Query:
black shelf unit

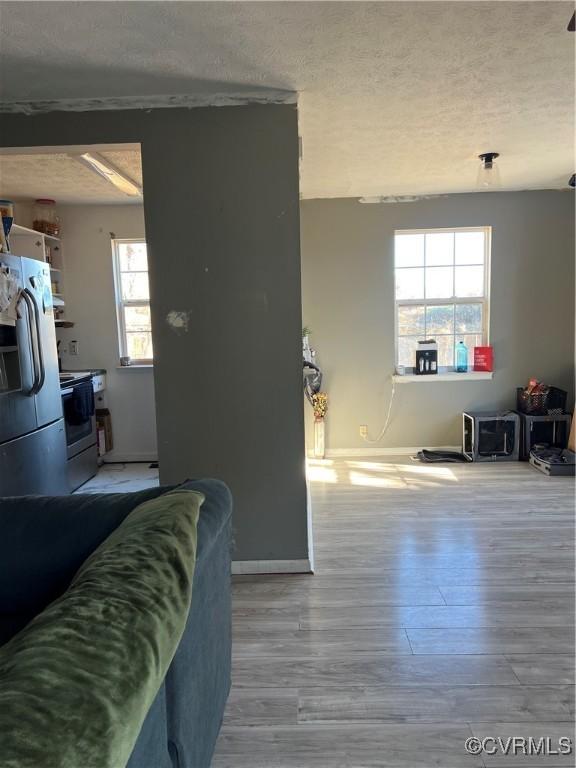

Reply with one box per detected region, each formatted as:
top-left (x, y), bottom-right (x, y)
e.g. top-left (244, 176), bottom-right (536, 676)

top-left (518, 413), bottom-right (572, 460)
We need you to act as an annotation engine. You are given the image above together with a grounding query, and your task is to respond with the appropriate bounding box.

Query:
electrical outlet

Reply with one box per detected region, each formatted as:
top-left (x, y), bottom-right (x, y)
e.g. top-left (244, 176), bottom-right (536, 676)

top-left (359, 425), bottom-right (368, 438)
top-left (69, 340), bottom-right (79, 356)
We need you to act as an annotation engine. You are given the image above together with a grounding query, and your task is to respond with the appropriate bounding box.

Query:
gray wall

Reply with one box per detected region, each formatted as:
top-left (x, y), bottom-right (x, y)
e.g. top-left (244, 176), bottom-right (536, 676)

top-left (1, 105), bottom-right (309, 562)
top-left (301, 191), bottom-right (575, 450)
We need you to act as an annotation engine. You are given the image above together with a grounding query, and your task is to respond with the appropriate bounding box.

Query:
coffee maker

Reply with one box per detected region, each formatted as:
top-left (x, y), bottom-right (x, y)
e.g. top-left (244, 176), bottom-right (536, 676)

top-left (415, 339), bottom-right (438, 375)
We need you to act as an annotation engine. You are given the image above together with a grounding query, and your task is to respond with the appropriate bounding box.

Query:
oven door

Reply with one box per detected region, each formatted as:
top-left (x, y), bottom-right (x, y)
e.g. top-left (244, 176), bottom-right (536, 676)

top-left (61, 381), bottom-right (96, 459)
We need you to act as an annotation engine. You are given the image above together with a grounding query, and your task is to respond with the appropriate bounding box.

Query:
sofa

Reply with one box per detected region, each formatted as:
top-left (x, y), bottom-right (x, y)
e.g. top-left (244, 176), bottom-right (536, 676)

top-left (0, 479), bottom-right (232, 768)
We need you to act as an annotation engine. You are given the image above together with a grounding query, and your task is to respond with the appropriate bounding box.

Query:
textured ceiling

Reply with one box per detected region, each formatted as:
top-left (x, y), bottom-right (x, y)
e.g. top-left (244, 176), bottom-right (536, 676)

top-left (0, 2), bottom-right (573, 200)
top-left (0, 150), bottom-right (143, 204)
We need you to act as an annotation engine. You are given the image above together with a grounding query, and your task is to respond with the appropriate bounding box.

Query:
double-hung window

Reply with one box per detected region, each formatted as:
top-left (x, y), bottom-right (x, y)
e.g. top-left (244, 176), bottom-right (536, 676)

top-left (394, 227), bottom-right (490, 372)
top-left (112, 239), bottom-right (153, 364)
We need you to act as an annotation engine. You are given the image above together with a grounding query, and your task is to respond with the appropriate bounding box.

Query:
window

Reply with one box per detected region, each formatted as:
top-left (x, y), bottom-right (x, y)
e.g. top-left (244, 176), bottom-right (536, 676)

top-left (394, 227), bottom-right (490, 371)
top-left (112, 239), bottom-right (153, 363)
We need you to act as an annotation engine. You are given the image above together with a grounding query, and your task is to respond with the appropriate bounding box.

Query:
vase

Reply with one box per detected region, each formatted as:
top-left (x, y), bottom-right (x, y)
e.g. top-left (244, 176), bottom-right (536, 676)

top-left (313, 418), bottom-right (325, 459)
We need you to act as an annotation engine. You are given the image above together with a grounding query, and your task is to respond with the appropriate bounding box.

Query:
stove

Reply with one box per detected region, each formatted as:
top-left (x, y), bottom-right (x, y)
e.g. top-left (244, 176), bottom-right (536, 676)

top-left (59, 371), bottom-right (97, 490)
top-left (59, 371), bottom-right (93, 388)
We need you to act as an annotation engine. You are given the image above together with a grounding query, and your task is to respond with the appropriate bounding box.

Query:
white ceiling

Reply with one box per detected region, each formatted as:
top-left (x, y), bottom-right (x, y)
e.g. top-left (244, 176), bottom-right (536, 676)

top-left (0, 2), bottom-right (573, 201)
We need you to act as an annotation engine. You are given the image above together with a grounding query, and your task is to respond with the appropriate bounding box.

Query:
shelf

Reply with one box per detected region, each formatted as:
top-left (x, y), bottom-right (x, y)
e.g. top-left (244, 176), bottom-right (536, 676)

top-left (10, 224), bottom-right (41, 238)
top-left (10, 223), bottom-right (60, 243)
top-left (0, 346), bottom-right (18, 353)
top-left (393, 371), bottom-right (494, 383)
top-left (55, 320), bottom-right (74, 328)
top-left (49, 267), bottom-right (61, 274)
top-left (52, 295), bottom-right (65, 307)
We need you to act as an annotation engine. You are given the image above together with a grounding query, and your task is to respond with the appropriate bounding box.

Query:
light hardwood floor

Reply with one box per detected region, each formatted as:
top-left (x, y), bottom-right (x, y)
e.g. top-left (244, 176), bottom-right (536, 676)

top-left (212, 458), bottom-right (575, 767)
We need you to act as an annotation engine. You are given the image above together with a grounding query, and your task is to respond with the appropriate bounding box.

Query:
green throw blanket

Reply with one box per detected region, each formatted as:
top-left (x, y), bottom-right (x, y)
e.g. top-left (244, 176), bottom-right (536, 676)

top-left (0, 488), bottom-right (204, 768)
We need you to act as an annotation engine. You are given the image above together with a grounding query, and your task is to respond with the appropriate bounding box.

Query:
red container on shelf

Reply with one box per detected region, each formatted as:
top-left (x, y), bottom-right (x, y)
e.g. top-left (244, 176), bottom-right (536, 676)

top-left (473, 346), bottom-right (493, 372)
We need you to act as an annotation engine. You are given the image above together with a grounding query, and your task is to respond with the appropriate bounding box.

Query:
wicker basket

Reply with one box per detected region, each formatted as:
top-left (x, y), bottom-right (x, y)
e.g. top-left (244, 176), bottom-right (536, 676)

top-left (516, 386), bottom-right (567, 416)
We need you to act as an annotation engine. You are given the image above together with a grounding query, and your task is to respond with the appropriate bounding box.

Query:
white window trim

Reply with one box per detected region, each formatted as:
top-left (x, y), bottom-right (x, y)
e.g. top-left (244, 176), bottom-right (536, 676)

top-left (394, 226), bottom-right (491, 373)
top-left (111, 238), bottom-right (153, 366)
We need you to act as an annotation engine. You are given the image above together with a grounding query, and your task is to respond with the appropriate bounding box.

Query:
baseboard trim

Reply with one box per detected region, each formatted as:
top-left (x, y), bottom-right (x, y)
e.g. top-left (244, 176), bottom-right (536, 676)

top-left (323, 445), bottom-right (460, 458)
top-left (231, 559), bottom-right (314, 575)
top-left (103, 453), bottom-right (158, 464)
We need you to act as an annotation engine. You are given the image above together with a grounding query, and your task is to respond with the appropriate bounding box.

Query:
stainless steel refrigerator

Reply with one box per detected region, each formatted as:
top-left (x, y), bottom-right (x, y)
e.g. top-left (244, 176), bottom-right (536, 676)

top-left (0, 253), bottom-right (68, 495)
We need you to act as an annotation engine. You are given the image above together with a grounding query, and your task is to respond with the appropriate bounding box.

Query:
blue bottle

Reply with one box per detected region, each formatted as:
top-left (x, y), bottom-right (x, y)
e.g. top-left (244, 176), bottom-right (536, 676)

top-left (455, 341), bottom-right (468, 372)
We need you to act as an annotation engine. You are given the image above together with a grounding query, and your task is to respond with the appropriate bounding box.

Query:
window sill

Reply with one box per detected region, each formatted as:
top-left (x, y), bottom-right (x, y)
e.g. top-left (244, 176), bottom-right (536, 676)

top-left (393, 371), bottom-right (493, 383)
top-left (116, 364), bottom-right (154, 370)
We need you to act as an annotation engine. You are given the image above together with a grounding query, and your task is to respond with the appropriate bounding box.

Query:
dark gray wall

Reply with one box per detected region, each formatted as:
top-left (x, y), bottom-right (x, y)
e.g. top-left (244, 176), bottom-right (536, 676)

top-left (0, 105), bottom-right (309, 562)
top-left (301, 191), bottom-right (575, 449)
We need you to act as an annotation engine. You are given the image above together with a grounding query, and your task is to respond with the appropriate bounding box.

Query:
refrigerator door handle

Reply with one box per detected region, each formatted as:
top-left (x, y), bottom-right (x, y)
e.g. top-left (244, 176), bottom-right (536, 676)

top-left (16, 290), bottom-right (36, 396)
top-left (21, 289), bottom-right (41, 395)
top-left (20, 289), bottom-right (40, 395)
top-left (26, 289), bottom-right (45, 393)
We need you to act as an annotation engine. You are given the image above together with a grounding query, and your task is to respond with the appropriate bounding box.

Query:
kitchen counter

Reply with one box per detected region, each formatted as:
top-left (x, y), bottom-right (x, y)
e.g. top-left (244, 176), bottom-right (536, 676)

top-left (60, 370), bottom-right (106, 393)
top-left (59, 372), bottom-right (93, 387)
top-left (61, 368), bottom-right (106, 375)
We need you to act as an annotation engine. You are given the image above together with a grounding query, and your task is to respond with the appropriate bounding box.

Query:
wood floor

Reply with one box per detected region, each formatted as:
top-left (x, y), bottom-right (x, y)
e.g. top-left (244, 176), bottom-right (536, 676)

top-left (212, 458), bottom-right (575, 767)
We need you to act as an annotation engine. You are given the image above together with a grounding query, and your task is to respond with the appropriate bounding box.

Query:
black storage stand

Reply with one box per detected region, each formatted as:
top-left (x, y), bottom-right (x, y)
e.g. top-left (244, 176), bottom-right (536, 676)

top-left (463, 411), bottom-right (520, 462)
top-left (519, 413), bottom-right (572, 460)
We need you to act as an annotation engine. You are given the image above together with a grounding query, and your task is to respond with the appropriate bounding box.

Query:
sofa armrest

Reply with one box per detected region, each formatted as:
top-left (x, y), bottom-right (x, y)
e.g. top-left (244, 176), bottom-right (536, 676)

top-left (164, 478), bottom-right (233, 768)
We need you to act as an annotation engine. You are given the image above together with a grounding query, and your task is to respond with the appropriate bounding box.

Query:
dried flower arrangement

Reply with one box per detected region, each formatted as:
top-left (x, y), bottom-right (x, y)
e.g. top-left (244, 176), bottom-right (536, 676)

top-left (312, 392), bottom-right (328, 421)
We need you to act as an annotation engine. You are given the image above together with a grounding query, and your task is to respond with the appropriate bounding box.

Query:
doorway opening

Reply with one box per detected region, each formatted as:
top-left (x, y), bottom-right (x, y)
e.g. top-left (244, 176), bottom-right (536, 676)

top-left (0, 143), bottom-right (159, 494)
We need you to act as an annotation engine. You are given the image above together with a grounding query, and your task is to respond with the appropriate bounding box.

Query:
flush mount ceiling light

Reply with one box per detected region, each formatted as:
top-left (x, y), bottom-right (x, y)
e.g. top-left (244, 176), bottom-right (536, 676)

top-left (358, 194), bottom-right (442, 204)
top-left (73, 152), bottom-right (142, 197)
top-left (477, 152), bottom-right (501, 190)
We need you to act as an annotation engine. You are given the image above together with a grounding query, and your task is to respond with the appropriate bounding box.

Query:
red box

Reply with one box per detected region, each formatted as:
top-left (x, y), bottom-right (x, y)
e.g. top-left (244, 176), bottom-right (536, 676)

top-left (473, 346), bottom-right (493, 372)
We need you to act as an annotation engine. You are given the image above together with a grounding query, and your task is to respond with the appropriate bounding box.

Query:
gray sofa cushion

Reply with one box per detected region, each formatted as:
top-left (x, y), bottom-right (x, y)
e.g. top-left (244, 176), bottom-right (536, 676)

top-left (0, 489), bottom-right (203, 768)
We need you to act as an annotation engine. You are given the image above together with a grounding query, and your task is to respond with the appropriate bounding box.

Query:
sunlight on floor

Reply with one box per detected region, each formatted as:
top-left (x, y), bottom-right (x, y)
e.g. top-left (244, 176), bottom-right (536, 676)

top-left (346, 460), bottom-right (458, 481)
top-left (346, 460), bottom-right (458, 489)
top-left (306, 458), bottom-right (338, 483)
top-left (348, 470), bottom-right (406, 489)
top-left (306, 457), bottom-right (460, 488)
top-left (400, 463), bottom-right (458, 481)
top-left (346, 460), bottom-right (400, 472)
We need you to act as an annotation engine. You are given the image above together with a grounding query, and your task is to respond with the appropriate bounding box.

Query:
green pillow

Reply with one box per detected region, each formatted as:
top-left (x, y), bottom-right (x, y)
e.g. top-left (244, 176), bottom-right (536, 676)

top-left (0, 488), bottom-right (204, 768)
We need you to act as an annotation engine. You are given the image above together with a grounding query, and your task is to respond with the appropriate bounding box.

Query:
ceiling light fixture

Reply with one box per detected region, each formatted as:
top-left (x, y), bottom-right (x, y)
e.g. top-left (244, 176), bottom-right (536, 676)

top-left (358, 194), bottom-right (443, 204)
top-left (477, 152), bottom-right (501, 190)
top-left (73, 152), bottom-right (142, 197)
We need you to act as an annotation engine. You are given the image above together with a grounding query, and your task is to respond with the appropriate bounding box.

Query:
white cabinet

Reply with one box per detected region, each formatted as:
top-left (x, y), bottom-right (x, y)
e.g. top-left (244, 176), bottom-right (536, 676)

top-left (9, 223), bottom-right (60, 262)
top-left (9, 224), bottom-right (72, 328)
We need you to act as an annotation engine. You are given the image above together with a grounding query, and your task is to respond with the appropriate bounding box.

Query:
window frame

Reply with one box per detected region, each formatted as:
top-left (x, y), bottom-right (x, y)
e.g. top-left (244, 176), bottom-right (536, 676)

top-left (111, 238), bottom-right (153, 365)
top-left (393, 226), bottom-right (491, 372)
